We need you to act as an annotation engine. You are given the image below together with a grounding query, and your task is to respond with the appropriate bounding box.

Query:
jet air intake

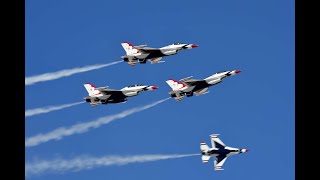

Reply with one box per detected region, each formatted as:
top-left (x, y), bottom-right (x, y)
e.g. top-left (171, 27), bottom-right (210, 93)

top-left (124, 91), bottom-right (138, 97)
top-left (163, 50), bottom-right (177, 55)
top-left (207, 79), bottom-right (222, 85)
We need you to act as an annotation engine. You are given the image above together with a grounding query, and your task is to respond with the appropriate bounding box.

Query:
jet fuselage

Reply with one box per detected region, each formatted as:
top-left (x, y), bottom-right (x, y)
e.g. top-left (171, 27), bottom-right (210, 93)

top-left (84, 83), bottom-right (158, 106)
top-left (202, 147), bottom-right (247, 157)
top-left (170, 70), bottom-right (241, 98)
top-left (122, 42), bottom-right (199, 65)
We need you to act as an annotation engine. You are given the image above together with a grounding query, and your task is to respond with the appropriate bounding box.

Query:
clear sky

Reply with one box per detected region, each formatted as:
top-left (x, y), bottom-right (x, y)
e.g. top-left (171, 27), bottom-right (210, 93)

top-left (25, 0), bottom-right (294, 179)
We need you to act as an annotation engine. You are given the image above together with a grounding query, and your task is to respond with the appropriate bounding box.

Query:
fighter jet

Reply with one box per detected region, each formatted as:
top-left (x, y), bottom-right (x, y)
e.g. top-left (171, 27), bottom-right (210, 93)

top-left (83, 83), bottom-right (158, 106)
top-left (166, 70), bottom-right (241, 101)
top-left (120, 42), bottom-right (199, 66)
top-left (200, 134), bottom-right (249, 170)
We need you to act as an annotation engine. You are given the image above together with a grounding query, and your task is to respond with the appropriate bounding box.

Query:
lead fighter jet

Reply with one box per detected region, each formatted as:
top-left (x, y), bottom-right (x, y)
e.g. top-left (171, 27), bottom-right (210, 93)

top-left (121, 42), bottom-right (199, 66)
top-left (166, 70), bottom-right (241, 101)
top-left (200, 134), bottom-right (249, 170)
top-left (83, 83), bottom-right (158, 106)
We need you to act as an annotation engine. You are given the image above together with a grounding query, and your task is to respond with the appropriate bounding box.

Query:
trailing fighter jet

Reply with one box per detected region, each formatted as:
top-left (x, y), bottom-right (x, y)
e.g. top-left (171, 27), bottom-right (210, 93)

top-left (166, 70), bottom-right (241, 101)
top-left (120, 42), bottom-right (199, 66)
top-left (200, 134), bottom-right (249, 170)
top-left (83, 83), bottom-right (158, 106)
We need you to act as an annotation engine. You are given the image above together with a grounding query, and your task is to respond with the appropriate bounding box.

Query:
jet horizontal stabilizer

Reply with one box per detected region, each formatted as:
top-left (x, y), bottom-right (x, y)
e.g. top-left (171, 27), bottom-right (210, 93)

top-left (90, 102), bottom-right (99, 106)
top-left (210, 134), bottom-right (220, 138)
top-left (174, 96), bottom-right (184, 101)
top-left (134, 44), bottom-right (147, 48)
top-left (168, 90), bottom-right (176, 95)
top-left (214, 167), bottom-right (224, 171)
top-left (96, 87), bottom-right (109, 91)
top-left (128, 61), bottom-right (137, 66)
top-left (179, 76), bottom-right (193, 82)
top-left (201, 155), bottom-right (211, 163)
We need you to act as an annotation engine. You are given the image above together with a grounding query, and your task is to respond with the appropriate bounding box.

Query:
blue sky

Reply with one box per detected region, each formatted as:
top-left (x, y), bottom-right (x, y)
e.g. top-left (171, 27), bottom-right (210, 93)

top-left (25, 0), bottom-right (294, 179)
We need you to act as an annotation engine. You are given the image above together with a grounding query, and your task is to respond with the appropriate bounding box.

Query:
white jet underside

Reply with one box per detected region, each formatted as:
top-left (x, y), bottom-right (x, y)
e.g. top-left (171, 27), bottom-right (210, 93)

top-left (201, 134), bottom-right (228, 170)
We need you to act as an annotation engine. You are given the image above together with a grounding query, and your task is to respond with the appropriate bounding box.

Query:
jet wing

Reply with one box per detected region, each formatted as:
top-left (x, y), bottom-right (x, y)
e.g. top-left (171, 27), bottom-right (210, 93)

top-left (98, 89), bottom-right (126, 96)
top-left (138, 47), bottom-right (161, 53)
top-left (149, 57), bottom-right (163, 64)
top-left (194, 87), bottom-right (209, 96)
top-left (99, 88), bottom-right (122, 92)
top-left (210, 134), bottom-right (226, 149)
top-left (182, 79), bottom-right (205, 86)
top-left (214, 155), bottom-right (228, 170)
top-left (96, 89), bottom-right (129, 103)
top-left (99, 94), bottom-right (111, 100)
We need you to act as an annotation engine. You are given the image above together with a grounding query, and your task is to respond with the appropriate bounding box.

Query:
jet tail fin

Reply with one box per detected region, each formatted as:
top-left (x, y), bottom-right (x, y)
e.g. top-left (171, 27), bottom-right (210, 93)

top-left (165, 79), bottom-right (187, 91)
top-left (200, 142), bottom-right (210, 152)
top-left (83, 83), bottom-right (102, 96)
top-left (201, 155), bottom-right (211, 163)
top-left (121, 42), bottom-right (140, 55)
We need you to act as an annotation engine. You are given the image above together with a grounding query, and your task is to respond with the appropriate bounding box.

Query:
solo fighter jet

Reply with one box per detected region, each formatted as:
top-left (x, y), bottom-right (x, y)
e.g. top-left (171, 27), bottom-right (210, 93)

top-left (166, 70), bottom-right (241, 101)
top-left (83, 83), bottom-right (158, 106)
top-left (200, 134), bottom-right (249, 170)
top-left (121, 42), bottom-right (199, 66)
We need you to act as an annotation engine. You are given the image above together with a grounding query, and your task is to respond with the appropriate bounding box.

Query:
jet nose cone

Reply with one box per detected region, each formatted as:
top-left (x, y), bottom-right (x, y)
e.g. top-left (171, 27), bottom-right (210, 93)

top-left (242, 149), bottom-right (249, 153)
top-left (235, 70), bottom-right (241, 74)
top-left (191, 44), bottom-right (199, 48)
top-left (150, 86), bottom-right (159, 90)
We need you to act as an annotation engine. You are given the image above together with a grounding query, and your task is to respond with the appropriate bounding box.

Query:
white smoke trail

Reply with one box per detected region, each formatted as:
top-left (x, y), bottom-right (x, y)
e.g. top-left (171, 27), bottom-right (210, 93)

top-left (25, 98), bottom-right (170, 147)
top-left (25, 101), bottom-right (85, 118)
top-left (25, 61), bottom-right (122, 86)
top-left (26, 153), bottom-right (199, 177)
